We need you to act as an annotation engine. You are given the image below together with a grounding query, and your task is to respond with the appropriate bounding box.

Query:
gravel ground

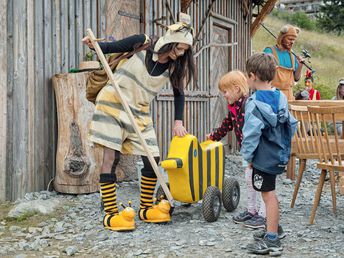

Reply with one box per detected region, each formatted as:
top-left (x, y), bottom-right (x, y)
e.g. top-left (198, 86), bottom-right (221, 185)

top-left (0, 154), bottom-right (343, 258)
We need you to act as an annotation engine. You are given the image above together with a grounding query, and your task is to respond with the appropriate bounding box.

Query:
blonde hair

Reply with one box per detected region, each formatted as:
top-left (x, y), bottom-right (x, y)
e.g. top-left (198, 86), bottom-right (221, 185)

top-left (218, 70), bottom-right (249, 96)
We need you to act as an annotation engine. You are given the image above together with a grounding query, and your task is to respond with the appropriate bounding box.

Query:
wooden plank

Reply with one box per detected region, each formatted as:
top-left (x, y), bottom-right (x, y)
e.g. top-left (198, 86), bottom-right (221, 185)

top-left (0, 0), bottom-right (8, 201)
top-left (60, 0), bottom-right (68, 72)
top-left (13, 0), bottom-right (29, 198)
top-left (44, 0), bottom-right (54, 190)
top-left (27, 0), bottom-right (35, 197)
top-left (34, 0), bottom-right (45, 197)
top-left (68, 0), bottom-right (75, 69)
top-left (289, 100), bottom-right (344, 107)
top-left (75, 0), bottom-right (83, 66)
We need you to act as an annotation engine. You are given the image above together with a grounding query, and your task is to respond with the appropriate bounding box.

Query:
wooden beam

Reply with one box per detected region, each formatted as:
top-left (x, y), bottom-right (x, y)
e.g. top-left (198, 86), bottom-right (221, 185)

top-left (181, 0), bottom-right (193, 13)
top-left (193, 0), bottom-right (216, 48)
top-left (250, 0), bottom-right (278, 37)
top-left (0, 0), bottom-right (7, 201)
top-left (242, 0), bottom-right (249, 18)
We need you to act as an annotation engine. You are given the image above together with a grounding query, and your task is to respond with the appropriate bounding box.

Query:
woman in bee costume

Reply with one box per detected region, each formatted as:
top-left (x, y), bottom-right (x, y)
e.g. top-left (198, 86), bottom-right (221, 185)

top-left (83, 21), bottom-right (195, 231)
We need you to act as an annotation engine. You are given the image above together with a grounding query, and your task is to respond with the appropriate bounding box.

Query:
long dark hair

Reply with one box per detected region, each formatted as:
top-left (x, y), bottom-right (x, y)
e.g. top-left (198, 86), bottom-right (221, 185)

top-left (146, 41), bottom-right (195, 92)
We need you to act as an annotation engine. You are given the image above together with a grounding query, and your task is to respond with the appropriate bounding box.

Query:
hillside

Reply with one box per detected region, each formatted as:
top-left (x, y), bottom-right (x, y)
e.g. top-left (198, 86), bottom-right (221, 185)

top-left (252, 16), bottom-right (344, 99)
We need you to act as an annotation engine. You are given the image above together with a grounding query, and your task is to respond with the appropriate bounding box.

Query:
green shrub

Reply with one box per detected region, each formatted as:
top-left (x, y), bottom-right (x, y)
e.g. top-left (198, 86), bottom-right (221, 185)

top-left (271, 10), bottom-right (316, 31)
top-left (290, 12), bottom-right (316, 31)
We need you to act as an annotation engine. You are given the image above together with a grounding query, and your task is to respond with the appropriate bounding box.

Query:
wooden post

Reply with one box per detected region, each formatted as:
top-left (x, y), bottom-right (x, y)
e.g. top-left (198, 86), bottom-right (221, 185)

top-left (250, 0), bottom-right (278, 37)
top-left (53, 73), bottom-right (104, 194)
top-left (0, 0), bottom-right (7, 201)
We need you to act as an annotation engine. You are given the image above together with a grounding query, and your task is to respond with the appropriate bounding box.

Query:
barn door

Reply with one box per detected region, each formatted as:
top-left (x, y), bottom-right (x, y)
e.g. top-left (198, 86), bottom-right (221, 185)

top-left (209, 14), bottom-right (235, 151)
top-left (101, 0), bottom-right (143, 39)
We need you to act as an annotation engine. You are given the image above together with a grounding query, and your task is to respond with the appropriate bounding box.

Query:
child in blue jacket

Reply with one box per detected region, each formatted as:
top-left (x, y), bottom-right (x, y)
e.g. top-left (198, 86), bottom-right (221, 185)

top-left (241, 53), bottom-right (297, 255)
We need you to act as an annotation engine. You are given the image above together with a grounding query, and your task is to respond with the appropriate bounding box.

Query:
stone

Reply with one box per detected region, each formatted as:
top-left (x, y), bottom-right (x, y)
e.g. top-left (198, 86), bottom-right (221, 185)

top-left (9, 226), bottom-right (22, 232)
top-left (64, 246), bottom-right (78, 256)
top-left (54, 222), bottom-right (65, 233)
top-left (7, 199), bottom-right (60, 218)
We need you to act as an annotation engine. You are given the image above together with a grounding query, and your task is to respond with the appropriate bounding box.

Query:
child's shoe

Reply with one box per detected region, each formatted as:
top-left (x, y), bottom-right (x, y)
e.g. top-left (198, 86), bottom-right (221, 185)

top-left (244, 214), bottom-right (266, 229)
top-left (232, 210), bottom-right (256, 224)
top-left (253, 225), bottom-right (286, 240)
top-left (139, 199), bottom-right (171, 223)
top-left (247, 234), bottom-right (283, 255)
top-left (103, 207), bottom-right (136, 231)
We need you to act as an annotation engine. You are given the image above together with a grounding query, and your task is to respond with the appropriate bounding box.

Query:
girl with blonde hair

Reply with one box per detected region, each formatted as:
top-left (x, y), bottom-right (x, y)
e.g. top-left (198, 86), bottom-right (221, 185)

top-left (207, 70), bottom-right (266, 229)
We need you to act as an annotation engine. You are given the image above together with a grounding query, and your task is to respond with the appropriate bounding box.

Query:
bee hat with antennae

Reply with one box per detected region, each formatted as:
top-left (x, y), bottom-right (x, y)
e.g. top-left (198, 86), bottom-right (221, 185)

top-left (152, 14), bottom-right (193, 62)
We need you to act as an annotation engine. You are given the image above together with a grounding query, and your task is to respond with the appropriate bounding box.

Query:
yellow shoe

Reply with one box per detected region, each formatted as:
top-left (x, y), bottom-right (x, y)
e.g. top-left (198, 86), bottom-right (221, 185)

top-left (103, 207), bottom-right (136, 231)
top-left (139, 199), bottom-right (171, 223)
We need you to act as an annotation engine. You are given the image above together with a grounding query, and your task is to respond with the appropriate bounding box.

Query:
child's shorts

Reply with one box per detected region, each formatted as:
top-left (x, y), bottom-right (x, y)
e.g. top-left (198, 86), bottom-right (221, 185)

top-left (252, 168), bottom-right (276, 192)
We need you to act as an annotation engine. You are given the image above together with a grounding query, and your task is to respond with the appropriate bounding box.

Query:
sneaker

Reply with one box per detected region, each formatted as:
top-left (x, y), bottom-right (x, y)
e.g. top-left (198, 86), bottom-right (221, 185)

top-left (247, 234), bottom-right (283, 255)
top-left (244, 215), bottom-right (266, 229)
top-left (253, 225), bottom-right (286, 240)
top-left (232, 210), bottom-right (256, 224)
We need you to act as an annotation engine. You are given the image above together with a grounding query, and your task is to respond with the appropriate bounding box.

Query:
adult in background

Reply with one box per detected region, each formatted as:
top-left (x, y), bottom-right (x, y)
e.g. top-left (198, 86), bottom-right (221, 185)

top-left (331, 79), bottom-right (344, 135)
top-left (264, 24), bottom-right (304, 100)
top-left (294, 90), bottom-right (309, 100)
top-left (305, 69), bottom-right (320, 100)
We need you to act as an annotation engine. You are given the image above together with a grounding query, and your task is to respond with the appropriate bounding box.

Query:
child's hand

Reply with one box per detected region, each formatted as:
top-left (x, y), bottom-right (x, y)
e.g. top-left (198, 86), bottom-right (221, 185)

top-left (206, 133), bottom-right (212, 140)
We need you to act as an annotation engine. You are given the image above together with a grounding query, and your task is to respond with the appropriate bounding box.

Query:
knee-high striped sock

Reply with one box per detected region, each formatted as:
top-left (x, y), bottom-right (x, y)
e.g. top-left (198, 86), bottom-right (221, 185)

top-left (140, 175), bottom-right (157, 210)
top-left (100, 174), bottom-right (118, 214)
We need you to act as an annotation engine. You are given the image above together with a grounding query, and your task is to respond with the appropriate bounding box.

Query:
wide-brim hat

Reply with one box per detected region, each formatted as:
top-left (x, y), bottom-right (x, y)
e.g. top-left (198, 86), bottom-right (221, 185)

top-left (152, 22), bottom-right (193, 61)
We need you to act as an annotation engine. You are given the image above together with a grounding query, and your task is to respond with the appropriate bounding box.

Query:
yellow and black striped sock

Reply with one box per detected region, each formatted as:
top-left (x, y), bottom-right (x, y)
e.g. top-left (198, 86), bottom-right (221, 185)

top-left (99, 174), bottom-right (118, 214)
top-left (140, 175), bottom-right (157, 210)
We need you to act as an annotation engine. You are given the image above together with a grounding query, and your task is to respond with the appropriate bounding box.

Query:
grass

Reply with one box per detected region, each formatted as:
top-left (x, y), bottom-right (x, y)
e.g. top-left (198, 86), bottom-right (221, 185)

top-left (252, 16), bottom-right (344, 99)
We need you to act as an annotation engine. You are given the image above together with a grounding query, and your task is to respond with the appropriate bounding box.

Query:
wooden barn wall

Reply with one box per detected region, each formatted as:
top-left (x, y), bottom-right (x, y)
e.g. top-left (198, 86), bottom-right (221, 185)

top-left (145, 0), bottom-right (251, 158)
top-left (0, 0), bottom-right (102, 201)
top-left (0, 0), bottom-right (251, 201)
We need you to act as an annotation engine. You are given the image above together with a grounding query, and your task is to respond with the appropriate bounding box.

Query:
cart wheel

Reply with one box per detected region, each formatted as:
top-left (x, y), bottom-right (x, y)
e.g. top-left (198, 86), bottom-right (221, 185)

top-left (202, 186), bottom-right (222, 222)
top-left (222, 177), bottom-right (240, 212)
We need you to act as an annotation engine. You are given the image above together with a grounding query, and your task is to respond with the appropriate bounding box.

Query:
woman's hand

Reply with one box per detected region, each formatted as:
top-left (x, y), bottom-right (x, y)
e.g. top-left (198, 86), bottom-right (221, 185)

top-left (173, 120), bottom-right (187, 137)
top-left (82, 36), bottom-right (94, 49)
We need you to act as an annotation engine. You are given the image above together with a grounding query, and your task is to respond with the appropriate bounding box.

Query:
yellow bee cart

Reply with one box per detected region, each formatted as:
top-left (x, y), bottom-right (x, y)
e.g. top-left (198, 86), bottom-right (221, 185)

top-left (157, 134), bottom-right (240, 222)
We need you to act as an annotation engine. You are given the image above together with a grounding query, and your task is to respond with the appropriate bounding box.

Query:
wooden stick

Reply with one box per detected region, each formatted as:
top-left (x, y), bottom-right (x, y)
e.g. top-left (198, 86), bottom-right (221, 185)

top-left (165, 0), bottom-right (176, 24)
top-left (194, 42), bottom-right (238, 58)
top-left (86, 29), bottom-right (174, 206)
top-left (193, 0), bottom-right (216, 48)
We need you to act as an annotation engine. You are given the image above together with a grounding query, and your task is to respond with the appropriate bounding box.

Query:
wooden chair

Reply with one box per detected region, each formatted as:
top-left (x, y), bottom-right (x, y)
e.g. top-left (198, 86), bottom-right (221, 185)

top-left (308, 106), bottom-right (344, 224)
top-left (289, 105), bottom-right (319, 208)
top-left (287, 100), bottom-right (344, 180)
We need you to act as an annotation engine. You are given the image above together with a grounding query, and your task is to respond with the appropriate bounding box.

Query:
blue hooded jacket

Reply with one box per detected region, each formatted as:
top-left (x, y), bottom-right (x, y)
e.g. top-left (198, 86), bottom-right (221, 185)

top-left (240, 89), bottom-right (298, 174)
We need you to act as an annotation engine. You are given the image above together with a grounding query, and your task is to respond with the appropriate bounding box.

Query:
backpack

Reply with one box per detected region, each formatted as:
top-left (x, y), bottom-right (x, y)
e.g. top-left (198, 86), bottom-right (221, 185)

top-left (251, 107), bottom-right (296, 174)
top-left (86, 41), bottom-right (152, 104)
